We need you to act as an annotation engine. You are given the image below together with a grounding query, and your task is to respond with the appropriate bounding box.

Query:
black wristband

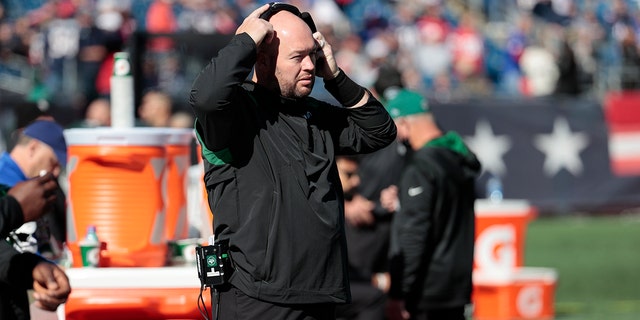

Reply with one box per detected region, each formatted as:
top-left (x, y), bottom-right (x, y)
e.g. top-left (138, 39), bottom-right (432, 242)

top-left (323, 69), bottom-right (366, 107)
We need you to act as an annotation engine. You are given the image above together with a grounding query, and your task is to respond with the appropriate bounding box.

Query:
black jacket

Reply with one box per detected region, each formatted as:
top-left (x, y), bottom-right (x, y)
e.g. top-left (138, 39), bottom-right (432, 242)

top-left (2, 188), bottom-right (47, 320)
top-left (0, 241), bottom-right (47, 320)
top-left (389, 132), bottom-right (480, 312)
top-left (1, 194), bottom-right (24, 238)
top-left (190, 33), bottom-right (396, 304)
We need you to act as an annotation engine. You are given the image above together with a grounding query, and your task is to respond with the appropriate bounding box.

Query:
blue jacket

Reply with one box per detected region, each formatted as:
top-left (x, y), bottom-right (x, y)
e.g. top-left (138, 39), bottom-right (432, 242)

top-left (0, 152), bottom-right (27, 187)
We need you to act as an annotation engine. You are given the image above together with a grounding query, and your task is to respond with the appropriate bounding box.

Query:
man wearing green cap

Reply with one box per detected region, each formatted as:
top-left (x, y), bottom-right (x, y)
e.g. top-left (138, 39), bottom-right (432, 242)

top-left (386, 89), bottom-right (481, 320)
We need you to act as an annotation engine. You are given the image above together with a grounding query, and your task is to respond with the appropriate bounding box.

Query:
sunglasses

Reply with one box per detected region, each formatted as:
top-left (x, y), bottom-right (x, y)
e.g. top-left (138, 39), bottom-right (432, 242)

top-left (259, 2), bottom-right (317, 33)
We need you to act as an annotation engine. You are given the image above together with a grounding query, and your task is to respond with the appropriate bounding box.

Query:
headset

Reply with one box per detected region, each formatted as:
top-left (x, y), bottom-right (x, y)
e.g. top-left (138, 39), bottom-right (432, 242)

top-left (259, 2), bottom-right (317, 33)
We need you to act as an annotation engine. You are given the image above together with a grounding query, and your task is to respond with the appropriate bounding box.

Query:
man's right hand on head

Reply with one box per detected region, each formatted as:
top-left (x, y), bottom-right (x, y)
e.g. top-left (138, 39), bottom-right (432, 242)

top-left (8, 173), bottom-right (57, 223)
top-left (236, 4), bottom-right (274, 47)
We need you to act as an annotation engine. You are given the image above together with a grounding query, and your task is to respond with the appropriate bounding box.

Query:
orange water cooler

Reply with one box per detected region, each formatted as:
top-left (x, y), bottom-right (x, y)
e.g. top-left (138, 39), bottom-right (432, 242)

top-left (472, 199), bottom-right (556, 320)
top-left (474, 199), bottom-right (537, 272)
top-left (64, 128), bottom-right (169, 267)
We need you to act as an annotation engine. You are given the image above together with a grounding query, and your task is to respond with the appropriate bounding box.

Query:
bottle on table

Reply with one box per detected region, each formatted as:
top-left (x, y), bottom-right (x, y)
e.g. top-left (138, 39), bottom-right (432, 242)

top-left (79, 225), bottom-right (101, 267)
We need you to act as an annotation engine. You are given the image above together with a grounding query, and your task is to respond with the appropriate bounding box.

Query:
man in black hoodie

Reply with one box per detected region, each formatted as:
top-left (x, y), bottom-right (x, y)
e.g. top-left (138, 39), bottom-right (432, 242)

top-left (386, 89), bottom-right (480, 320)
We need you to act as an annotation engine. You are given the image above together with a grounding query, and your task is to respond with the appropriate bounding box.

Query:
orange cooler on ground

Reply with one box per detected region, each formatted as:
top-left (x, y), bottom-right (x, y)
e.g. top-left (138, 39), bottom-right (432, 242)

top-left (164, 128), bottom-right (194, 241)
top-left (64, 128), bottom-right (169, 267)
top-left (474, 199), bottom-right (537, 273)
top-left (473, 267), bottom-right (557, 320)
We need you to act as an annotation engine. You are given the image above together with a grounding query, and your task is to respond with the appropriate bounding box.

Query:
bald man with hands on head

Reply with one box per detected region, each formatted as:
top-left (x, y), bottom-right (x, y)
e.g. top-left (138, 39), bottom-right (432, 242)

top-left (190, 2), bottom-right (396, 319)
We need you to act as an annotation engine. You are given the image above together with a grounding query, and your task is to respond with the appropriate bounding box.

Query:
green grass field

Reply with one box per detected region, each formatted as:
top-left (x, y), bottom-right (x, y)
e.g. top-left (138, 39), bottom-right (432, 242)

top-left (524, 214), bottom-right (640, 320)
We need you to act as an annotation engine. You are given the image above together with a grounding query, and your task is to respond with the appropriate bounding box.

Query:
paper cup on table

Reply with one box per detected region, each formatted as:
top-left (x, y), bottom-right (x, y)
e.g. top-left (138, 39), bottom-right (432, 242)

top-left (80, 242), bottom-right (101, 267)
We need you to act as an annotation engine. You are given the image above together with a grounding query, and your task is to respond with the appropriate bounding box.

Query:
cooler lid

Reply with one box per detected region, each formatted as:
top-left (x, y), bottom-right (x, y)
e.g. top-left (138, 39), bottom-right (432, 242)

top-left (165, 128), bottom-right (195, 146)
top-left (63, 128), bottom-right (169, 146)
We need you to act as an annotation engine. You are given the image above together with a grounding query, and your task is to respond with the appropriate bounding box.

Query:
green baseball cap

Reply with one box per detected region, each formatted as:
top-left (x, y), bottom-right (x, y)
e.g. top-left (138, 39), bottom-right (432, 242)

top-left (385, 89), bottom-right (429, 119)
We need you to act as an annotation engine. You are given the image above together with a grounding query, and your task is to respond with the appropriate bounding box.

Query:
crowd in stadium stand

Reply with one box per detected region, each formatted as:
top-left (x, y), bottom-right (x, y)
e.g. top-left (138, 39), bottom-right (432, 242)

top-left (1, 0), bottom-right (640, 121)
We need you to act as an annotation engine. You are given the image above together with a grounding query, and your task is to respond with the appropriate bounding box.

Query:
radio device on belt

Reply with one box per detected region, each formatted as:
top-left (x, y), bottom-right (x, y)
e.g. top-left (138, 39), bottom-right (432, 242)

top-left (196, 237), bottom-right (230, 288)
top-left (195, 236), bottom-right (230, 320)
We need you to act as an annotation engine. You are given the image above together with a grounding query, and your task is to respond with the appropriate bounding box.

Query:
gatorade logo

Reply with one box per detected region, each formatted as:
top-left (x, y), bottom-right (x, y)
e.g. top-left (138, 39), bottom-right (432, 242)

top-left (207, 255), bottom-right (217, 267)
top-left (87, 247), bottom-right (100, 266)
top-left (475, 224), bottom-right (516, 271)
top-left (516, 285), bottom-right (544, 317)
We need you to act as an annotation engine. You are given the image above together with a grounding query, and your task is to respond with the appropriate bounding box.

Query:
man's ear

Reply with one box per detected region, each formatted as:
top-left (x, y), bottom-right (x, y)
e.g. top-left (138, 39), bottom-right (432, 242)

top-left (255, 51), bottom-right (268, 69)
top-left (254, 53), bottom-right (267, 80)
top-left (395, 118), bottom-right (410, 140)
top-left (27, 139), bottom-right (40, 156)
top-left (255, 46), bottom-right (277, 79)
